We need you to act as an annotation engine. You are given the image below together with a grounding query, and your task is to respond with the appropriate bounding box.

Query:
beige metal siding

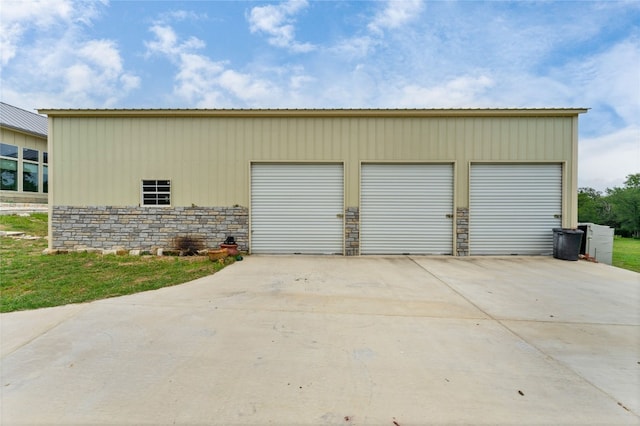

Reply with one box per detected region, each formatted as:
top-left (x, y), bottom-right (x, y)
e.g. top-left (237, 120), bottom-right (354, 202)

top-left (46, 112), bottom-right (580, 228)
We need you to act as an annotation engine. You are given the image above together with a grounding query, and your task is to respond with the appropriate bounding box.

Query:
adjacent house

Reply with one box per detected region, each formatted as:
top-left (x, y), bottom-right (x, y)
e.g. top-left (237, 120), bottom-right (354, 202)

top-left (1, 102), bottom-right (49, 204)
top-left (39, 108), bottom-right (587, 256)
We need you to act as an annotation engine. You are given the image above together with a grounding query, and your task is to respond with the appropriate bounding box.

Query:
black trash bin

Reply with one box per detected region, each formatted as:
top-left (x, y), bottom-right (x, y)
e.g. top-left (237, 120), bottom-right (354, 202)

top-left (552, 228), bottom-right (584, 261)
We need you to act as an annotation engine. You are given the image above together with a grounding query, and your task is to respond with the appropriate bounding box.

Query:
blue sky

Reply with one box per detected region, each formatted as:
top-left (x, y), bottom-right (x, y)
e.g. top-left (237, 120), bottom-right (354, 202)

top-left (1, 0), bottom-right (638, 191)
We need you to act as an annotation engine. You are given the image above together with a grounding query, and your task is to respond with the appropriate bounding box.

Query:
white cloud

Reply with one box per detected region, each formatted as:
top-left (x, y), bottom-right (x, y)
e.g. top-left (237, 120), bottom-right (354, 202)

top-left (120, 74), bottom-right (140, 91)
top-left (0, 0), bottom-right (104, 66)
top-left (519, 35), bottom-right (640, 191)
top-left (368, 0), bottom-right (424, 34)
top-left (1, 22), bottom-right (22, 65)
top-left (157, 10), bottom-right (208, 23)
top-left (290, 73), bottom-right (314, 91)
top-left (62, 39), bottom-right (141, 103)
top-left (145, 23), bottom-right (277, 107)
top-left (579, 125), bottom-right (640, 190)
top-left (219, 70), bottom-right (273, 101)
top-left (0, 0), bottom-right (138, 108)
top-left (79, 39), bottom-right (123, 75)
top-left (145, 24), bottom-right (205, 57)
top-left (174, 53), bottom-right (225, 102)
top-left (397, 75), bottom-right (495, 108)
top-left (247, 0), bottom-right (314, 52)
top-left (568, 38), bottom-right (640, 127)
top-left (330, 36), bottom-right (378, 58)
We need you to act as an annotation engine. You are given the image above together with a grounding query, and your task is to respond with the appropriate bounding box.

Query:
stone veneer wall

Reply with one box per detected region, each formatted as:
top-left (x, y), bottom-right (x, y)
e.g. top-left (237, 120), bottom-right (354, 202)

top-left (456, 207), bottom-right (469, 256)
top-left (344, 207), bottom-right (359, 256)
top-left (52, 206), bottom-right (248, 252)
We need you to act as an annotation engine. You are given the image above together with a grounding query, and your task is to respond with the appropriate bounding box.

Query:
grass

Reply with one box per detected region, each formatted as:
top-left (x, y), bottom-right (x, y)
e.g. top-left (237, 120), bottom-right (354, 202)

top-left (0, 214), bottom-right (235, 313)
top-left (0, 212), bottom-right (48, 236)
top-left (1, 214), bottom-right (636, 312)
top-left (612, 236), bottom-right (640, 273)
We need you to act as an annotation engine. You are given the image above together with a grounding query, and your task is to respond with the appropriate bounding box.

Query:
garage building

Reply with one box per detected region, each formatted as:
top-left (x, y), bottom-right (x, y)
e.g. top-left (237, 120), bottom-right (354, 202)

top-left (39, 108), bottom-right (587, 256)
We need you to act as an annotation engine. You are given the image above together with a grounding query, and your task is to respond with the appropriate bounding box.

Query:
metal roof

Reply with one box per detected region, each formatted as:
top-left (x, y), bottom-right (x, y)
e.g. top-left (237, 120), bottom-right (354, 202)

top-left (1, 102), bottom-right (48, 138)
top-left (37, 107), bottom-right (589, 118)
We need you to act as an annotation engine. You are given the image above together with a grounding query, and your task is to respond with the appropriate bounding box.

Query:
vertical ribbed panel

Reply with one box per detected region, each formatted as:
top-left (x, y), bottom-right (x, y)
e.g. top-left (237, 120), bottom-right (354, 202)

top-left (360, 164), bottom-right (454, 255)
top-left (470, 164), bottom-right (562, 255)
top-left (251, 163), bottom-right (344, 254)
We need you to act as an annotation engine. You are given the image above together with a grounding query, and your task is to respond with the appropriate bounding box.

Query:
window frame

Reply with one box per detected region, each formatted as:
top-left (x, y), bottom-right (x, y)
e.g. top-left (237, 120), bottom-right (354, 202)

top-left (22, 162), bottom-right (39, 192)
top-left (43, 164), bottom-right (48, 193)
top-left (1, 143), bottom-right (18, 159)
top-left (141, 179), bottom-right (171, 207)
top-left (21, 148), bottom-right (40, 193)
top-left (23, 147), bottom-right (39, 162)
top-left (0, 157), bottom-right (18, 191)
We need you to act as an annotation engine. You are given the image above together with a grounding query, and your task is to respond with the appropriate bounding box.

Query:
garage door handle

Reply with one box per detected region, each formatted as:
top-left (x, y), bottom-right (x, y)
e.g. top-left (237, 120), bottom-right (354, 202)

top-left (446, 214), bottom-right (454, 219)
top-left (554, 214), bottom-right (562, 219)
top-left (336, 213), bottom-right (344, 218)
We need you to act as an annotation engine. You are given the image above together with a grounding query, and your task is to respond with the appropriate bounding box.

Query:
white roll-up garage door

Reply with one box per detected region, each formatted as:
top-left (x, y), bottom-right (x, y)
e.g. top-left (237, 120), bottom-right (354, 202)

top-left (360, 164), bottom-right (454, 255)
top-left (251, 163), bottom-right (344, 254)
top-left (470, 163), bottom-right (562, 255)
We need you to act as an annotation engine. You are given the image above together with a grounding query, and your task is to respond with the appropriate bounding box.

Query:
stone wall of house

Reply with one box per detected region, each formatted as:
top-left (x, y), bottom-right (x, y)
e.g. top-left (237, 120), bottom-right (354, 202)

top-left (51, 206), bottom-right (248, 252)
top-left (456, 207), bottom-right (469, 256)
top-left (344, 207), bottom-right (359, 256)
top-left (52, 205), bottom-right (468, 256)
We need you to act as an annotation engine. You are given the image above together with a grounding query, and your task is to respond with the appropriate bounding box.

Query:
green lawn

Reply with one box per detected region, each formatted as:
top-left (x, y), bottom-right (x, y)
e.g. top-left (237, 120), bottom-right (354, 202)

top-left (1, 214), bottom-right (636, 313)
top-left (612, 237), bottom-right (640, 273)
top-left (0, 212), bottom-right (48, 236)
top-left (0, 214), bottom-right (235, 313)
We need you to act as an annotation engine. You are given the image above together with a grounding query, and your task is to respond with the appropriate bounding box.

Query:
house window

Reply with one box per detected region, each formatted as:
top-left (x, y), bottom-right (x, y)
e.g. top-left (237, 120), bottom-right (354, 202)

top-left (22, 147), bottom-right (39, 192)
top-left (1, 158), bottom-right (17, 190)
top-left (1, 143), bottom-right (19, 191)
top-left (43, 152), bottom-right (48, 164)
top-left (141, 180), bottom-right (171, 206)
top-left (1, 143), bottom-right (18, 158)
top-left (23, 148), bottom-right (39, 162)
top-left (43, 165), bottom-right (48, 193)
top-left (23, 162), bottom-right (38, 192)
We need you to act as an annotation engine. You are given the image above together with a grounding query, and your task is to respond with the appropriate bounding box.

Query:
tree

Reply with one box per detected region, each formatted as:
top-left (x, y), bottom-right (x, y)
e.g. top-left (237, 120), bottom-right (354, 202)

top-left (624, 173), bottom-right (640, 188)
top-left (577, 187), bottom-right (611, 224)
top-left (607, 174), bottom-right (640, 238)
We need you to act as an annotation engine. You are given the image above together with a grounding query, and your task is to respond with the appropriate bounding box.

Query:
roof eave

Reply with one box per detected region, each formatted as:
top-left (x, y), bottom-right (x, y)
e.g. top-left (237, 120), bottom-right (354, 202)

top-left (0, 123), bottom-right (48, 139)
top-left (37, 108), bottom-right (590, 118)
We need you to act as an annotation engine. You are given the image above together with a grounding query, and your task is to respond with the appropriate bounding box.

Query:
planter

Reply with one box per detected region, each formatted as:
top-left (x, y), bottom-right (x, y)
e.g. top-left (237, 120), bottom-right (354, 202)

top-left (220, 243), bottom-right (239, 256)
top-left (207, 248), bottom-right (228, 261)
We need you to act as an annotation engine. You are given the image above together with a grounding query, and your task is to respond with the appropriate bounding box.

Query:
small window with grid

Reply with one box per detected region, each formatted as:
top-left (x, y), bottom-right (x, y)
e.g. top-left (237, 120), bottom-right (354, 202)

top-left (141, 179), bottom-right (171, 206)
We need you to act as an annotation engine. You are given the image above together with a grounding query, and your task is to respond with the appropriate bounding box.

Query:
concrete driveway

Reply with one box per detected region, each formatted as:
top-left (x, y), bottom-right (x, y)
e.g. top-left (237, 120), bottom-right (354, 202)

top-left (1, 256), bottom-right (638, 425)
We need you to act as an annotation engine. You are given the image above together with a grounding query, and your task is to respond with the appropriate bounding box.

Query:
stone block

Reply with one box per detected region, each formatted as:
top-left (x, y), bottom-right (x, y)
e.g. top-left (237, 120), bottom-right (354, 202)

top-left (112, 246), bottom-right (128, 255)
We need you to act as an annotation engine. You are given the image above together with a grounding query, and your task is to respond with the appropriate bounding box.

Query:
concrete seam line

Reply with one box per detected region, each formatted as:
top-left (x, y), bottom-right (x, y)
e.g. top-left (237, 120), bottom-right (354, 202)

top-left (406, 256), bottom-right (637, 414)
top-left (406, 256), bottom-right (497, 322)
top-left (0, 306), bottom-right (89, 358)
